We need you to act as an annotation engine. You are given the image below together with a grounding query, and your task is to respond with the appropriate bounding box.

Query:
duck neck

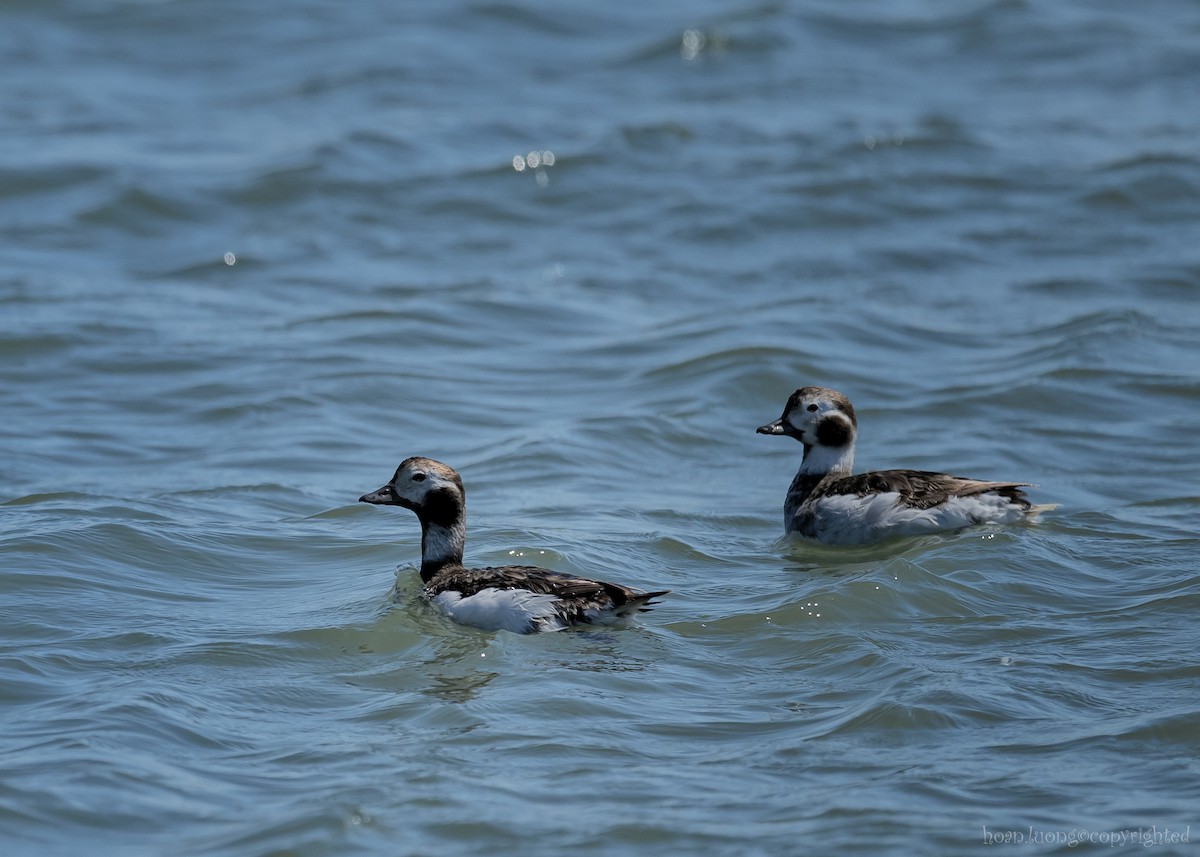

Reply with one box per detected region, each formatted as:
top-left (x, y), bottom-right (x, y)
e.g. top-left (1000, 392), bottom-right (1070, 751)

top-left (800, 441), bottom-right (854, 479)
top-left (787, 442), bottom-right (855, 514)
top-left (418, 517), bottom-right (466, 582)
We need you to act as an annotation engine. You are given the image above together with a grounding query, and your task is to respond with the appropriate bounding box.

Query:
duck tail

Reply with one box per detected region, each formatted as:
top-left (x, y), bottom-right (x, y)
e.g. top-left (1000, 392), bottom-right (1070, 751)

top-left (625, 589), bottom-right (670, 614)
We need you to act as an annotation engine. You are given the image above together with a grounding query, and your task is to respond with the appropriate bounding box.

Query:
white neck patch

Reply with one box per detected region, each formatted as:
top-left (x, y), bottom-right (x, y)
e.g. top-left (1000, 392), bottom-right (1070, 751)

top-left (801, 440), bottom-right (855, 476)
top-left (422, 520), bottom-right (466, 566)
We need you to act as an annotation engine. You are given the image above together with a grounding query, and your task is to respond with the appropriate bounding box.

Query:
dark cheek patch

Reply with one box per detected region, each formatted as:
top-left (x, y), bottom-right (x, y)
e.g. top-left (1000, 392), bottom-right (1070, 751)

top-left (816, 415), bottom-right (853, 447)
top-left (424, 488), bottom-right (461, 528)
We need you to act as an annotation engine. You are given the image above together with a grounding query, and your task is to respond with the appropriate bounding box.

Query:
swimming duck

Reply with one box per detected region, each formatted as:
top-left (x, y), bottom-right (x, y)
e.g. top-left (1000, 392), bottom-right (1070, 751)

top-left (359, 457), bottom-right (668, 633)
top-left (756, 386), bottom-right (1048, 545)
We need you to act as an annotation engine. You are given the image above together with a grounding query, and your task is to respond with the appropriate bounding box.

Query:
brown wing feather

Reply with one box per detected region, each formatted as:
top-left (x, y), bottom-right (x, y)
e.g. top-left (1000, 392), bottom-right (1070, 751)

top-left (429, 565), bottom-right (603, 598)
top-left (818, 469), bottom-right (1033, 510)
top-left (428, 565), bottom-right (668, 617)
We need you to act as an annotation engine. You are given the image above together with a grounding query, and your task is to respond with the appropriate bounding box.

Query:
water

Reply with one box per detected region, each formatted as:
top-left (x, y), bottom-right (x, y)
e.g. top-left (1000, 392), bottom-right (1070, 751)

top-left (3, 1), bottom-right (1199, 854)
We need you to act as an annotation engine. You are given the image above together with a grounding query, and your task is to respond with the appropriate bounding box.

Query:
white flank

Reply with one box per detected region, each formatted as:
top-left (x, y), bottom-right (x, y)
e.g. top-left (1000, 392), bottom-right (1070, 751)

top-left (805, 492), bottom-right (1031, 546)
top-left (432, 588), bottom-right (566, 634)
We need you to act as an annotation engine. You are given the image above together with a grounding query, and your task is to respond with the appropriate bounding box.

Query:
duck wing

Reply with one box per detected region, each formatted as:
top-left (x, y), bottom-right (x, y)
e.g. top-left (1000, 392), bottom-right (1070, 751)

top-left (820, 470), bottom-right (1032, 510)
top-left (428, 565), bottom-right (598, 597)
top-left (429, 565), bottom-right (667, 609)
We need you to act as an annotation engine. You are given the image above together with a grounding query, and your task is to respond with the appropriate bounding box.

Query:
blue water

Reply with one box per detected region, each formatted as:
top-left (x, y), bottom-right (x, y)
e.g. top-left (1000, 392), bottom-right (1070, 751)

top-left (3, 1), bottom-right (1200, 855)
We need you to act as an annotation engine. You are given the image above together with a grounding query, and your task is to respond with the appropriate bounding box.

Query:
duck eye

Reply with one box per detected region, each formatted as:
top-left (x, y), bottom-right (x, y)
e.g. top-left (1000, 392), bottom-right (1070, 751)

top-left (411, 472), bottom-right (427, 483)
top-left (806, 403), bottom-right (819, 412)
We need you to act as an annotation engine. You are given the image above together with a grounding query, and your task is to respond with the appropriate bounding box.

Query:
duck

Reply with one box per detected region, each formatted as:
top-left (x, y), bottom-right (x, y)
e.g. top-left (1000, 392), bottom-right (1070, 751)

top-left (359, 457), bottom-right (669, 634)
top-left (756, 386), bottom-right (1050, 545)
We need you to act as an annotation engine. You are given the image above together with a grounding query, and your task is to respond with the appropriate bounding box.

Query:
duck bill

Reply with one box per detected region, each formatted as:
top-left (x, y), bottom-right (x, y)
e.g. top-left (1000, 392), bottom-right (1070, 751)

top-left (756, 418), bottom-right (787, 436)
top-left (359, 485), bottom-right (398, 505)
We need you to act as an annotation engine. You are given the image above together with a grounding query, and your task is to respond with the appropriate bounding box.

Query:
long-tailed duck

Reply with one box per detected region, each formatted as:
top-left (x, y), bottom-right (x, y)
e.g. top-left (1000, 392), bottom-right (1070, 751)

top-left (359, 457), bottom-right (668, 633)
top-left (756, 386), bottom-right (1050, 545)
